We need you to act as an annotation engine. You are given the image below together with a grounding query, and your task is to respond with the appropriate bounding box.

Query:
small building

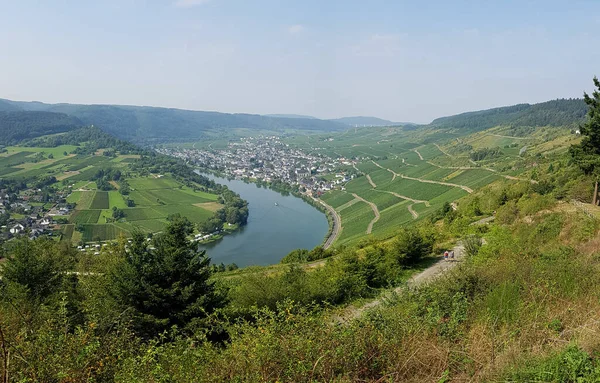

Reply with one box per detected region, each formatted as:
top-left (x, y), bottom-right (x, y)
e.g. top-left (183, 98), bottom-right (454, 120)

top-left (10, 224), bottom-right (25, 234)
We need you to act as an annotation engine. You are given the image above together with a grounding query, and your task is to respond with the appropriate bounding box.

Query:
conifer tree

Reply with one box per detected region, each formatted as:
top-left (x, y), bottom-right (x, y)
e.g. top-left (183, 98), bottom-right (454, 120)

top-left (570, 77), bottom-right (600, 203)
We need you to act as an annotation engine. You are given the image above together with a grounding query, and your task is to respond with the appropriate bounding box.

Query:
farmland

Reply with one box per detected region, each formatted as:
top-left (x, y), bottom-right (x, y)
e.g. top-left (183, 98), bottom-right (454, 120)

top-left (1, 139), bottom-right (224, 244)
top-left (64, 176), bottom-right (222, 242)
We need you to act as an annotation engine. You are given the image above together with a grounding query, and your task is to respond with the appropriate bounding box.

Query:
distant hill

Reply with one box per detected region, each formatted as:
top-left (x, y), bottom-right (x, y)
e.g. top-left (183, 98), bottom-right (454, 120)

top-left (430, 98), bottom-right (587, 131)
top-left (0, 100), bottom-right (346, 143)
top-left (0, 111), bottom-right (83, 145)
top-left (265, 114), bottom-right (317, 119)
top-left (0, 99), bottom-right (22, 112)
top-left (331, 116), bottom-right (398, 127)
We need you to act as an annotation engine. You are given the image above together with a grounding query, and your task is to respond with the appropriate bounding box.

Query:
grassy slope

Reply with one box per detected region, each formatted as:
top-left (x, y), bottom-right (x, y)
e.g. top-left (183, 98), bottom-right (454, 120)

top-left (308, 124), bottom-right (578, 247)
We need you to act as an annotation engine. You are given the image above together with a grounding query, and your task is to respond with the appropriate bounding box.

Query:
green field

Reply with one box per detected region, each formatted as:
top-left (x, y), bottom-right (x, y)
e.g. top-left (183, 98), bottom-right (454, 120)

top-left (337, 201), bottom-right (375, 245)
top-left (108, 191), bottom-right (128, 208)
top-left (74, 191), bottom-right (96, 210)
top-left (128, 177), bottom-right (181, 190)
top-left (69, 210), bottom-right (101, 224)
top-left (81, 224), bottom-right (129, 242)
top-left (90, 191), bottom-right (109, 209)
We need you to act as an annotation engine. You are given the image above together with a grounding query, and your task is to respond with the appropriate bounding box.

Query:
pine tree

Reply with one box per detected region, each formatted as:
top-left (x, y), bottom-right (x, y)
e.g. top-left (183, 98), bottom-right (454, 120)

top-left (109, 217), bottom-right (224, 338)
top-left (569, 77), bottom-right (600, 203)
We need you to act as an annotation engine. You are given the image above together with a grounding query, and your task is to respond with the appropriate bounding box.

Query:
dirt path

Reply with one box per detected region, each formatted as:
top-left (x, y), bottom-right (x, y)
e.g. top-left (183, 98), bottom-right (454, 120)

top-left (365, 174), bottom-right (377, 188)
top-left (310, 196), bottom-right (342, 249)
top-left (351, 193), bottom-right (380, 234)
top-left (413, 148), bottom-right (424, 160)
top-left (407, 204), bottom-right (418, 219)
top-left (336, 244), bottom-right (465, 322)
top-left (434, 143), bottom-right (453, 158)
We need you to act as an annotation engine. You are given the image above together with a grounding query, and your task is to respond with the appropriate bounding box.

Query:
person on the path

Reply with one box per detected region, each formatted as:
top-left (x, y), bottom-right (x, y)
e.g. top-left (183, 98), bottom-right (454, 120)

top-left (444, 250), bottom-right (449, 261)
top-left (449, 250), bottom-right (455, 261)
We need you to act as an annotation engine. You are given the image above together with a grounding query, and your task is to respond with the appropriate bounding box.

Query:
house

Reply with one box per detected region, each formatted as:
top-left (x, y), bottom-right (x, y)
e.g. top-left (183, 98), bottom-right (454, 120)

top-left (10, 224), bottom-right (25, 234)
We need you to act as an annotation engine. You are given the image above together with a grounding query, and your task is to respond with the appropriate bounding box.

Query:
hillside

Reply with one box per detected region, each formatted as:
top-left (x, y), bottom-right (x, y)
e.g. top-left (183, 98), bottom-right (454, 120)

top-left (0, 99), bottom-right (347, 143)
top-left (0, 111), bottom-right (83, 145)
top-left (430, 98), bottom-right (587, 131)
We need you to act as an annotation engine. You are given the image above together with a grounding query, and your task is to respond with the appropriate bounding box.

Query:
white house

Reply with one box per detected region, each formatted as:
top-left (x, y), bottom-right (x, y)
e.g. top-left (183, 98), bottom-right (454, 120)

top-left (10, 223), bottom-right (24, 234)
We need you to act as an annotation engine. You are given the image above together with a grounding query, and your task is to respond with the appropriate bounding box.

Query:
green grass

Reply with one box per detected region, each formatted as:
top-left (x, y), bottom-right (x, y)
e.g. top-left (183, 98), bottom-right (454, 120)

top-left (446, 169), bottom-right (502, 188)
top-left (4, 145), bottom-right (78, 158)
top-left (128, 177), bottom-right (181, 190)
top-left (320, 191), bottom-right (355, 209)
top-left (373, 201), bottom-right (415, 236)
top-left (129, 190), bottom-right (160, 206)
top-left (108, 191), bottom-right (128, 208)
top-left (74, 191), bottom-right (96, 210)
top-left (90, 191), bottom-right (109, 209)
top-left (378, 178), bottom-right (453, 201)
top-left (81, 224), bottom-right (129, 242)
top-left (337, 201), bottom-right (374, 245)
top-left (66, 191), bottom-right (81, 204)
top-left (0, 151), bottom-right (34, 167)
top-left (123, 208), bottom-right (165, 221)
top-left (145, 188), bottom-right (213, 205)
top-left (69, 210), bottom-right (101, 224)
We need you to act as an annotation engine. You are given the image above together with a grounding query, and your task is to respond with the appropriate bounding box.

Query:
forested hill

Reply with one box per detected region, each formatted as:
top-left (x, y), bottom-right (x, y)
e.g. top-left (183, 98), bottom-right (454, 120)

top-left (0, 111), bottom-right (83, 145)
top-left (0, 99), bottom-right (347, 143)
top-left (430, 98), bottom-right (588, 131)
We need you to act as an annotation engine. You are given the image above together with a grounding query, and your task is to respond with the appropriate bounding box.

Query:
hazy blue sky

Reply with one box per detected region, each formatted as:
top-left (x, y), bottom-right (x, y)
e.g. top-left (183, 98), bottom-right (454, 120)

top-left (1, 0), bottom-right (599, 123)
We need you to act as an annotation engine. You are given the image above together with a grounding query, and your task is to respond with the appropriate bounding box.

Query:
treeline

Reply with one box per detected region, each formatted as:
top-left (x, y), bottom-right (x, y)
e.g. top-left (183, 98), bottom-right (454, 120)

top-left (0, 111), bottom-right (82, 145)
top-left (431, 98), bottom-right (587, 132)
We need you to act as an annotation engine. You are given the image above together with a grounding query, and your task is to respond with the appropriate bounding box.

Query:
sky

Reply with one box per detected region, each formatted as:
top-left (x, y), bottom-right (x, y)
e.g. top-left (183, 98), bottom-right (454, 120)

top-left (1, 0), bottom-right (599, 123)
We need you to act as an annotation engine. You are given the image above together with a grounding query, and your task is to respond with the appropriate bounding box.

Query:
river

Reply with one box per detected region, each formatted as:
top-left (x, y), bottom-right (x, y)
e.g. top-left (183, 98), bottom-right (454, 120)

top-left (197, 173), bottom-right (329, 267)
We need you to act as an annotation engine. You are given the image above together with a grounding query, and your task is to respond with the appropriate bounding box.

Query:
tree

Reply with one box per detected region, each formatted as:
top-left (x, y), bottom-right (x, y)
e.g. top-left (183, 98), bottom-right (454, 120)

top-left (392, 228), bottom-right (433, 265)
top-left (570, 77), bottom-right (600, 203)
top-left (109, 218), bottom-right (225, 338)
top-left (0, 238), bottom-right (74, 302)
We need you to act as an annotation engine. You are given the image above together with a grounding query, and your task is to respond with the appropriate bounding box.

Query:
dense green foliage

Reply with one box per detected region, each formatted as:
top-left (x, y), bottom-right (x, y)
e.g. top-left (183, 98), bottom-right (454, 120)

top-left (0, 111), bottom-right (82, 145)
top-left (570, 77), bottom-right (600, 177)
top-left (431, 98), bottom-right (587, 131)
top-left (109, 218), bottom-right (224, 337)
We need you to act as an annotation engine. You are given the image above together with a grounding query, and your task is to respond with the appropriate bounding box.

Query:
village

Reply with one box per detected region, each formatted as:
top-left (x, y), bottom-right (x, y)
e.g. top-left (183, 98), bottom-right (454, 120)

top-left (157, 136), bottom-right (360, 196)
top-left (0, 186), bottom-right (73, 242)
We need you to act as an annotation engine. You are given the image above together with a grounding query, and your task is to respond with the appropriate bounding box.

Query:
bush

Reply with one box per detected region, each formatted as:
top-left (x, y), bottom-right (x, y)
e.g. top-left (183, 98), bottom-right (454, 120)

top-left (462, 235), bottom-right (482, 258)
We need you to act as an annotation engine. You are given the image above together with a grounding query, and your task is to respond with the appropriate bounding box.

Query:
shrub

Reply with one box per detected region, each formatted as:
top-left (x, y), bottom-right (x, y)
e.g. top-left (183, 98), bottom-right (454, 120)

top-left (462, 235), bottom-right (482, 258)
